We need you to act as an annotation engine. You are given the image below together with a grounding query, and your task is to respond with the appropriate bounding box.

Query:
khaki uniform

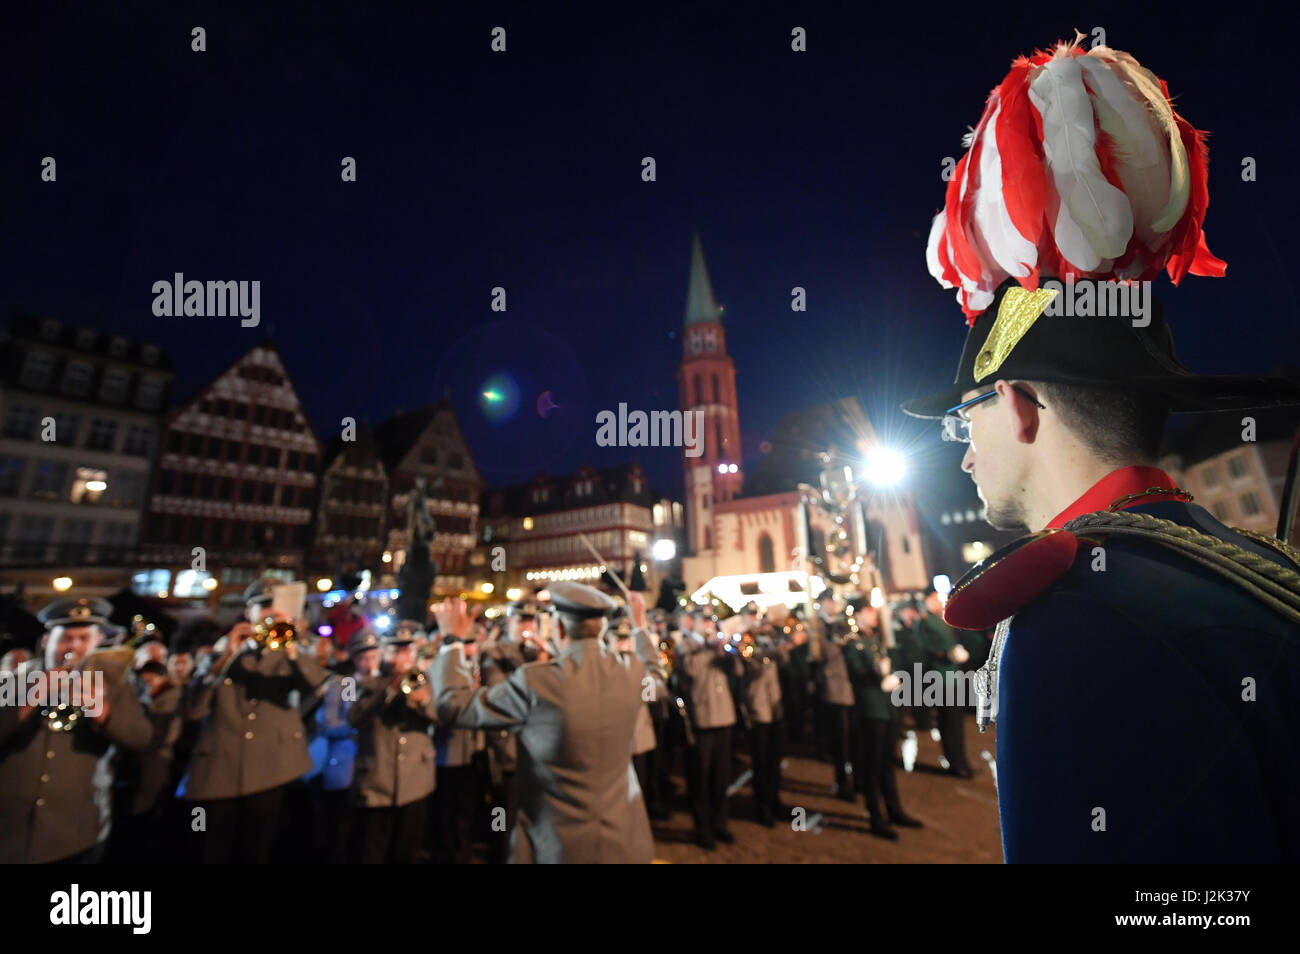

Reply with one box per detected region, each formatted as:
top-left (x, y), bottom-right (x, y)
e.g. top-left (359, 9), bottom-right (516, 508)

top-left (741, 646), bottom-right (784, 724)
top-left (818, 638), bottom-right (855, 706)
top-left (0, 664), bottom-right (151, 863)
top-left (348, 675), bottom-right (438, 808)
top-left (432, 631), bottom-right (659, 863)
top-left (132, 683), bottom-right (182, 815)
top-left (677, 635), bottom-right (740, 728)
top-left (183, 647), bottom-right (327, 800)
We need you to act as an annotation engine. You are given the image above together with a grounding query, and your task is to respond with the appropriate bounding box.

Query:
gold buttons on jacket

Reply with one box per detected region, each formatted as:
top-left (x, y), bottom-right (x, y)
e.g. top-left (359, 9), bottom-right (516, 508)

top-left (248, 713), bottom-right (256, 721)
top-left (40, 774), bottom-right (50, 783)
top-left (45, 751), bottom-right (55, 760)
top-left (224, 678), bottom-right (233, 685)
top-left (244, 731), bottom-right (254, 740)
top-left (35, 798), bottom-right (46, 807)
top-left (399, 736), bottom-right (407, 745)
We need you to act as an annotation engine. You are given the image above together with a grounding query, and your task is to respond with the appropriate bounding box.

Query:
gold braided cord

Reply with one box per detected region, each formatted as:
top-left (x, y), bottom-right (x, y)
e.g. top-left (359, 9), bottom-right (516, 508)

top-left (1062, 511), bottom-right (1300, 628)
top-left (1236, 528), bottom-right (1300, 568)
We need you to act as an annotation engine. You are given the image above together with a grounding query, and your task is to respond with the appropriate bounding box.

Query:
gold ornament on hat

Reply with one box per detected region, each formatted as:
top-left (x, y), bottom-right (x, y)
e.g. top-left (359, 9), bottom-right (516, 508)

top-left (973, 286), bottom-right (1060, 383)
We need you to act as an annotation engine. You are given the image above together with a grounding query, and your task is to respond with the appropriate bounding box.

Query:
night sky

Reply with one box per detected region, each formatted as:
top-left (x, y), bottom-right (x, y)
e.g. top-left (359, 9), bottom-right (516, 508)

top-left (5, 2), bottom-right (1298, 500)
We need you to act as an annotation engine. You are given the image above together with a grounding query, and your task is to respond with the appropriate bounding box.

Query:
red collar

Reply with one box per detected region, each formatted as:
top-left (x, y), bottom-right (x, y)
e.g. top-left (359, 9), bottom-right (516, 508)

top-left (1046, 466), bottom-right (1187, 529)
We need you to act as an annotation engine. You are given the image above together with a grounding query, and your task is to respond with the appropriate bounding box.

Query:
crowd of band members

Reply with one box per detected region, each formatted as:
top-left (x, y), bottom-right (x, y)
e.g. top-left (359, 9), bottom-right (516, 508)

top-left (0, 583), bottom-right (992, 864)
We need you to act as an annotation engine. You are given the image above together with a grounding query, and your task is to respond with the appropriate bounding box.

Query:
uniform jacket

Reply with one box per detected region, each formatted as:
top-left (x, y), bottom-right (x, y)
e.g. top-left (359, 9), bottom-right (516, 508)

top-left (0, 663), bottom-right (151, 863)
top-left (914, 614), bottom-right (961, 675)
top-left (741, 645), bottom-right (784, 723)
top-left (182, 647), bottom-right (327, 800)
top-left (481, 638), bottom-right (526, 774)
top-left (842, 634), bottom-right (893, 722)
top-left (348, 674), bottom-right (438, 808)
top-left (817, 638), bottom-right (855, 707)
top-left (432, 629), bottom-right (661, 863)
top-left (995, 501), bottom-right (1300, 863)
top-left (131, 683), bottom-right (183, 815)
top-left (677, 634), bottom-right (740, 730)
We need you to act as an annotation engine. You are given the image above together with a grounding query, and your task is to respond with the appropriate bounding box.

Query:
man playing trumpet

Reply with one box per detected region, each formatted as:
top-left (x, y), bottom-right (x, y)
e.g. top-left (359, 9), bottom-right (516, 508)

top-left (0, 597), bottom-right (151, 863)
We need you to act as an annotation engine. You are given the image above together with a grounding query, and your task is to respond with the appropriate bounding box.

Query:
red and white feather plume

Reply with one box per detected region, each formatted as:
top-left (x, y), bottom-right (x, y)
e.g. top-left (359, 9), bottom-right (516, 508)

top-left (926, 36), bottom-right (1226, 323)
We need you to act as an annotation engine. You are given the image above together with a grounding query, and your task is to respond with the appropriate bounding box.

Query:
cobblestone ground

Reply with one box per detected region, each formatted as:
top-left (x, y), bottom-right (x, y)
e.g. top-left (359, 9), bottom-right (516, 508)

top-left (652, 715), bottom-right (1002, 863)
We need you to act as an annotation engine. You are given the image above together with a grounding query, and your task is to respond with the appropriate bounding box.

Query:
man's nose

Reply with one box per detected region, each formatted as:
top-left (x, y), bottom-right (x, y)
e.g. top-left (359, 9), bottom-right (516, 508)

top-left (961, 443), bottom-right (976, 474)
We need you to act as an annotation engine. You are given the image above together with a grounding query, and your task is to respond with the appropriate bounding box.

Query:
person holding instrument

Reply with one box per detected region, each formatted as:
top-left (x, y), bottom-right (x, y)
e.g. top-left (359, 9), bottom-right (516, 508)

top-left (0, 597), bottom-right (150, 864)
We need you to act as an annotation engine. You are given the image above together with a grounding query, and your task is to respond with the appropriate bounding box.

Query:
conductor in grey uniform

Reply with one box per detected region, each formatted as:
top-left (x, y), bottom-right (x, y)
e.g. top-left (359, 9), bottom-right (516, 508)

top-left (430, 581), bottom-right (659, 863)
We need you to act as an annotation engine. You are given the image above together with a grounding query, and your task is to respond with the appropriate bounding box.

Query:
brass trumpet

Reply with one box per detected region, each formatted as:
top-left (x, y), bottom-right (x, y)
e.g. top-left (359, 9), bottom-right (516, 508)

top-left (399, 644), bottom-right (437, 696)
top-left (42, 614), bottom-right (155, 733)
top-left (658, 639), bottom-right (677, 679)
top-left (252, 617), bottom-right (298, 651)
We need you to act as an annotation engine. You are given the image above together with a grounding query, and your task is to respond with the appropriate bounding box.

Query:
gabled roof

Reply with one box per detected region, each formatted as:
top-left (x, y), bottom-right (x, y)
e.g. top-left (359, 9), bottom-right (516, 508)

top-left (322, 421), bottom-right (386, 476)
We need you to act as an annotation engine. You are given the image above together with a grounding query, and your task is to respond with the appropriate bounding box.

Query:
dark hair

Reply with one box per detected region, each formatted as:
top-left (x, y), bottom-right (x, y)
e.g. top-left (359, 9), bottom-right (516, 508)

top-left (1032, 381), bottom-right (1168, 465)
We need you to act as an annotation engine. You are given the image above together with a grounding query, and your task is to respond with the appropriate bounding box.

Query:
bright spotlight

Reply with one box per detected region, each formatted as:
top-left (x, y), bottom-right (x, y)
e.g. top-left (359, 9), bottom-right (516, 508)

top-left (651, 538), bottom-right (676, 561)
top-left (864, 448), bottom-right (907, 487)
top-left (374, 614), bottom-right (391, 631)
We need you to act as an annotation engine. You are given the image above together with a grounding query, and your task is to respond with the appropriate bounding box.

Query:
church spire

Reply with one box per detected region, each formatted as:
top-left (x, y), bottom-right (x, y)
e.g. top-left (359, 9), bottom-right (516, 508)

top-left (683, 229), bottom-right (724, 327)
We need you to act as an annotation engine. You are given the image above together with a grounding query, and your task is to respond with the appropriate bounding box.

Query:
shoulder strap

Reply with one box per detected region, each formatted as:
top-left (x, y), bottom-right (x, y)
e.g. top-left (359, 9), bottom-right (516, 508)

top-left (1063, 511), bottom-right (1300, 627)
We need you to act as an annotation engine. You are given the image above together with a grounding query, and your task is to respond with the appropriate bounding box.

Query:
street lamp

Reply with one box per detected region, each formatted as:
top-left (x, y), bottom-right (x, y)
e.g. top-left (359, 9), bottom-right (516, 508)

top-left (863, 447), bottom-right (907, 487)
top-left (52, 576), bottom-right (73, 592)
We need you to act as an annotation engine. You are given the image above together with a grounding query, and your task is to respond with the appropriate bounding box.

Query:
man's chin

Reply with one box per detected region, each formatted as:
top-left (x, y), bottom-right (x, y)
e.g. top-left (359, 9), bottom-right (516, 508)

top-left (982, 504), bottom-right (1029, 532)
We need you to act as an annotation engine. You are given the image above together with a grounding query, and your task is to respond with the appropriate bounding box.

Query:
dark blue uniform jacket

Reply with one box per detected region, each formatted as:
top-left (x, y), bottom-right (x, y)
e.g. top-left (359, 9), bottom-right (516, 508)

top-left (997, 501), bottom-right (1300, 862)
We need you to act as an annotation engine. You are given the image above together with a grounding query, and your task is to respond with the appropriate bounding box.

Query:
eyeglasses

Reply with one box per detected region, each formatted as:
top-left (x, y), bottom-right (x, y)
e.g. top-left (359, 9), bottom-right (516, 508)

top-left (940, 385), bottom-right (1045, 443)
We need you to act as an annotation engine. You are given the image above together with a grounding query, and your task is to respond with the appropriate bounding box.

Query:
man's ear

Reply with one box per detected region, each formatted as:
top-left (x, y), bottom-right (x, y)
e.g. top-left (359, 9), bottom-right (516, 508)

top-left (995, 379), bottom-right (1040, 444)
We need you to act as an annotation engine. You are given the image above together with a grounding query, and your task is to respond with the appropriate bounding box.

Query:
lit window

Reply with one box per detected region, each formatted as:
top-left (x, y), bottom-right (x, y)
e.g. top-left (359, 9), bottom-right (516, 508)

top-left (522, 516), bottom-right (534, 531)
top-left (70, 466), bottom-right (108, 504)
top-left (131, 568), bottom-right (171, 597)
top-left (173, 568), bottom-right (215, 598)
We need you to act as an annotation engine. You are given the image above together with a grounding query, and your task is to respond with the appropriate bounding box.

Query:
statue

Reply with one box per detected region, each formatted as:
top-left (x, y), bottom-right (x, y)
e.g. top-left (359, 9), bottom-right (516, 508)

top-left (397, 476), bottom-right (439, 625)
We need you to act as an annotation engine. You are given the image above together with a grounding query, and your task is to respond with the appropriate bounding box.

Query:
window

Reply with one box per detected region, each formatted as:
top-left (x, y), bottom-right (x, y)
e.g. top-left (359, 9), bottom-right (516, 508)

top-left (225, 440), bottom-right (242, 463)
top-left (186, 432), bottom-right (203, 456)
top-left (124, 425), bottom-right (152, 456)
top-left (108, 337), bottom-right (128, 357)
top-left (173, 569), bottom-right (214, 598)
top-left (31, 460), bottom-right (69, 500)
top-left (4, 404), bottom-right (39, 440)
top-left (198, 475), bottom-right (214, 497)
top-left (758, 533), bottom-right (776, 573)
top-left (1227, 454), bottom-right (1250, 480)
top-left (1201, 464), bottom-right (1220, 489)
top-left (288, 451), bottom-right (301, 470)
top-left (713, 375), bottom-right (720, 403)
top-left (0, 457), bottom-right (27, 495)
top-left (61, 361), bottom-right (93, 396)
top-left (167, 431), bottom-right (183, 453)
top-left (179, 472), bottom-right (195, 496)
top-left (70, 466), bottom-right (107, 505)
top-left (265, 448), bottom-right (281, 468)
top-left (131, 569), bottom-right (171, 597)
top-left (63, 518), bottom-right (94, 547)
top-left (259, 483), bottom-right (276, 505)
top-left (231, 402), bottom-right (248, 421)
top-left (421, 445), bottom-right (438, 465)
top-left (101, 521), bottom-right (135, 551)
top-left (40, 319), bottom-right (61, 341)
top-left (18, 515), bottom-right (55, 545)
top-left (136, 378), bottom-right (164, 410)
top-left (74, 328), bottom-right (96, 350)
top-left (19, 351), bottom-right (56, 388)
top-left (208, 438), bottom-right (223, 461)
top-left (253, 405), bottom-right (266, 426)
top-left (159, 469), bottom-right (176, 494)
top-left (239, 481), bottom-right (255, 503)
top-left (110, 471), bottom-right (145, 507)
top-left (53, 412), bottom-right (80, 445)
top-left (86, 419), bottom-right (118, 451)
top-left (1240, 492), bottom-right (1262, 516)
top-left (100, 368), bottom-right (130, 403)
top-left (704, 526), bottom-right (712, 549)
top-left (449, 452), bottom-right (464, 469)
top-left (1211, 500), bottom-right (1232, 521)
top-left (304, 455), bottom-right (316, 472)
top-left (247, 444), bottom-right (263, 466)
top-left (215, 398), bottom-right (230, 416)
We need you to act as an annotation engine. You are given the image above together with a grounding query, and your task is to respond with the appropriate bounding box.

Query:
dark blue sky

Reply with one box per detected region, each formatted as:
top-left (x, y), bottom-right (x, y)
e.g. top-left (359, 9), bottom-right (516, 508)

top-left (4, 1), bottom-right (1297, 497)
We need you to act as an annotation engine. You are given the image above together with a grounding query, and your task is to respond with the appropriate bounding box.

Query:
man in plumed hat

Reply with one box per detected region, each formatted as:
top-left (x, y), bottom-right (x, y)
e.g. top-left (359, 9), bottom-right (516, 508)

top-left (430, 581), bottom-right (662, 863)
top-left (179, 577), bottom-right (327, 863)
top-left (0, 597), bottom-right (151, 863)
top-left (908, 36), bottom-right (1300, 862)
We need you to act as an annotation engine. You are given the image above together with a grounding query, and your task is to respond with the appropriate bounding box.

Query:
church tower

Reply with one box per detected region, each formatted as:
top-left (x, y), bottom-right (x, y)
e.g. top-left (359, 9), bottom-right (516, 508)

top-left (677, 230), bottom-right (742, 555)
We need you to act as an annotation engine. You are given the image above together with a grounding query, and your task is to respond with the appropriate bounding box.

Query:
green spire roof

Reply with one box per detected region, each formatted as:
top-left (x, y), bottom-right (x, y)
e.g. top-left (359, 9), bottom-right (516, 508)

top-left (683, 230), bottom-right (724, 327)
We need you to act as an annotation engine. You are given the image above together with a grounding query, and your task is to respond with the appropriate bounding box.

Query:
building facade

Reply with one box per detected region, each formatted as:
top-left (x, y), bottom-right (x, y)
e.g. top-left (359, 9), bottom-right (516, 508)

top-left (139, 341), bottom-right (321, 599)
top-left (311, 424), bottom-right (389, 578)
top-left (0, 316), bottom-right (173, 582)
top-left (478, 463), bottom-right (682, 598)
top-left (375, 400), bottom-right (483, 597)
